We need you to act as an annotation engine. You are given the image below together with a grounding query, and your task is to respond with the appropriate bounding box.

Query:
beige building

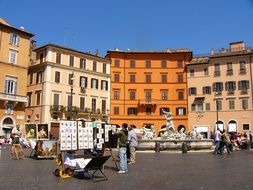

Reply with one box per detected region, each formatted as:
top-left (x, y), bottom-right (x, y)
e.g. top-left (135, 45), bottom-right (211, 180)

top-left (0, 18), bottom-right (34, 138)
top-left (26, 44), bottom-right (110, 137)
top-left (187, 41), bottom-right (253, 137)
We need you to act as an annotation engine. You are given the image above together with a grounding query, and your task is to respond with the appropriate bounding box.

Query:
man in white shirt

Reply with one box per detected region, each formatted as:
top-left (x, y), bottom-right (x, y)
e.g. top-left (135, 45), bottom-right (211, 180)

top-left (214, 128), bottom-right (221, 154)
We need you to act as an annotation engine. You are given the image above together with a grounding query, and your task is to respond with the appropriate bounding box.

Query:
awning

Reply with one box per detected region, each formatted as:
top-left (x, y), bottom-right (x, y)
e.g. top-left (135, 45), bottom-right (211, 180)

top-left (2, 125), bottom-right (13, 129)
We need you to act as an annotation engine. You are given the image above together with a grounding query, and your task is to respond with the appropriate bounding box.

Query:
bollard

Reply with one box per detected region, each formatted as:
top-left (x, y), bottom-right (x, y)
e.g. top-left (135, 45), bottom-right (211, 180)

top-left (155, 141), bottom-right (160, 152)
top-left (182, 142), bottom-right (188, 153)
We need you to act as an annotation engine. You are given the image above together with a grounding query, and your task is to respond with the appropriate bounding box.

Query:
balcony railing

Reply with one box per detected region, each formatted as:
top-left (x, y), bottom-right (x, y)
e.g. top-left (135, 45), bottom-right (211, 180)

top-left (0, 93), bottom-right (27, 103)
top-left (214, 70), bottom-right (221, 76)
top-left (226, 69), bottom-right (233, 75)
top-left (139, 99), bottom-right (157, 105)
top-left (239, 69), bottom-right (246, 75)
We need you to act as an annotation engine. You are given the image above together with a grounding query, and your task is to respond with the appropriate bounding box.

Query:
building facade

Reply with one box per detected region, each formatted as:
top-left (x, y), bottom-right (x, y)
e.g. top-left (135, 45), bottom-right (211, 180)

top-left (26, 44), bottom-right (110, 136)
top-left (187, 41), bottom-right (253, 138)
top-left (0, 18), bottom-right (34, 138)
top-left (106, 49), bottom-right (192, 132)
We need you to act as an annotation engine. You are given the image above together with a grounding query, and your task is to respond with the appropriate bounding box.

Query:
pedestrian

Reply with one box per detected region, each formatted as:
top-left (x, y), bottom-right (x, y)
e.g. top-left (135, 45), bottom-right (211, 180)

top-left (213, 128), bottom-right (221, 154)
top-left (11, 125), bottom-right (22, 155)
top-left (116, 123), bottom-right (128, 174)
top-left (127, 125), bottom-right (138, 165)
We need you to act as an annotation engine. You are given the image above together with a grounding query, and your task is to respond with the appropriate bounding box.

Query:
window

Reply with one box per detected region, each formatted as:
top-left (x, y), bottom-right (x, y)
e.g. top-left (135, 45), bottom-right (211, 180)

top-left (130, 60), bottom-right (135, 68)
top-left (146, 107), bottom-right (152, 115)
top-left (178, 74), bottom-right (183, 83)
top-left (239, 61), bottom-right (246, 70)
top-left (80, 76), bottom-right (87, 88)
top-left (55, 71), bottom-right (60, 83)
top-left (176, 107), bottom-right (186, 115)
top-left (128, 108), bottom-right (137, 115)
top-left (114, 107), bottom-right (119, 115)
top-left (190, 69), bottom-right (194, 76)
top-left (29, 74), bottom-right (33, 85)
top-left (114, 74), bottom-right (120, 82)
top-left (161, 91), bottom-right (168, 100)
top-left (214, 63), bottom-right (220, 76)
top-left (188, 87), bottom-right (197, 95)
top-left (202, 86), bottom-right (211, 94)
top-left (80, 97), bottom-right (85, 111)
top-left (91, 78), bottom-right (98, 89)
top-left (145, 91), bottom-right (152, 101)
top-left (9, 49), bottom-right (18, 64)
top-left (53, 93), bottom-right (59, 105)
top-left (242, 99), bottom-right (248, 110)
top-left (228, 99), bottom-right (235, 110)
top-left (225, 81), bottom-right (236, 91)
top-left (238, 80), bottom-right (249, 90)
top-left (4, 77), bottom-right (17, 94)
top-left (161, 74), bottom-right (167, 83)
top-left (36, 92), bottom-right (41, 105)
top-left (178, 91), bottom-right (184, 100)
top-left (69, 56), bottom-right (74, 67)
top-left (216, 100), bottom-right (222, 111)
top-left (114, 60), bottom-right (120, 67)
top-left (146, 60), bottom-right (151, 68)
top-left (68, 73), bottom-right (74, 85)
top-left (114, 91), bottom-right (120, 100)
top-left (146, 74), bottom-right (151, 83)
top-left (27, 93), bottom-right (32, 107)
top-left (39, 53), bottom-right (43, 63)
top-left (161, 60), bottom-right (167, 68)
top-left (5, 104), bottom-right (13, 115)
top-left (204, 68), bottom-right (209, 75)
top-left (102, 100), bottom-right (106, 114)
top-left (10, 33), bottom-right (20, 46)
top-left (67, 95), bottom-right (72, 110)
top-left (129, 91), bottom-right (136, 100)
top-left (92, 99), bottom-right (96, 112)
top-left (213, 82), bottom-right (223, 92)
top-left (177, 60), bottom-right (183, 68)
top-left (101, 80), bottom-right (108, 90)
top-left (80, 58), bottom-right (86, 69)
top-left (56, 53), bottom-right (61, 64)
top-left (103, 63), bottom-right (107, 73)
top-left (36, 71), bottom-right (43, 84)
top-left (243, 124), bottom-right (250, 131)
top-left (130, 75), bottom-right (136, 83)
top-left (93, 61), bottom-right (97, 71)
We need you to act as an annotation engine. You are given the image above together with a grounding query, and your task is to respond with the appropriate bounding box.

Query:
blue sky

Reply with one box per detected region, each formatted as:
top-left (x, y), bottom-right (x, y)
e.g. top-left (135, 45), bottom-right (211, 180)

top-left (1, 0), bottom-right (253, 56)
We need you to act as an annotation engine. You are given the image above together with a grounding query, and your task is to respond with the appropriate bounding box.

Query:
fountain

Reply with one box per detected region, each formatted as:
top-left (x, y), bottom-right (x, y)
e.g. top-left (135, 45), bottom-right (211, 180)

top-left (136, 111), bottom-right (213, 152)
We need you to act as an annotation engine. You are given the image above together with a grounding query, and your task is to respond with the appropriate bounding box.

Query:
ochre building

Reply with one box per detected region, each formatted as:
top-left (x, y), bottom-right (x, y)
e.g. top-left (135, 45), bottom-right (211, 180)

top-left (106, 49), bottom-right (192, 133)
top-left (0, 18), bottom-right (34, 138)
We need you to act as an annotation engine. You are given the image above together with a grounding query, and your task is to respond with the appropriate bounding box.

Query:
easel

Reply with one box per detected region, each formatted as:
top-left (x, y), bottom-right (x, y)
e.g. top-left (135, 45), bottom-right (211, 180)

top-left (102, 146), bottom-right (118, 171)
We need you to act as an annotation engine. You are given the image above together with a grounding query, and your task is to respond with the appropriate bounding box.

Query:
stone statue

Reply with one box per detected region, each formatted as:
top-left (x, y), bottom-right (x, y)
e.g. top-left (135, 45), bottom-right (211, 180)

top-left (162, 109), bottom-right (175, 132)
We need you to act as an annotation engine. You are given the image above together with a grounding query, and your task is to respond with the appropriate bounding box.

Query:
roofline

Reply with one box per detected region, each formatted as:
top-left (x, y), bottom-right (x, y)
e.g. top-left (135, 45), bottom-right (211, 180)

top-left (107, 49), bottom-right (192, 55)
top-left (0, 22), bottom-right (34, 37)
top-left (35, 43), bottom-right (110, 61)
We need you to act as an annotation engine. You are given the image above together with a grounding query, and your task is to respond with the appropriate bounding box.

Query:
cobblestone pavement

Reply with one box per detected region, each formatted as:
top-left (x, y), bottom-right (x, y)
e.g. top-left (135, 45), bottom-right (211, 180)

top-left (0, 144), bottom-right (253, 190)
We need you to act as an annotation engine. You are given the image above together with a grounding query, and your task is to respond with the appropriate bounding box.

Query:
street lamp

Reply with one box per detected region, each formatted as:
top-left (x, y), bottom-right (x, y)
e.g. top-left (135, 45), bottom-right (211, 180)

top-left (215, 91), bottom-right (220, 130)
top-left (70, 72), bottom-right (74, 120)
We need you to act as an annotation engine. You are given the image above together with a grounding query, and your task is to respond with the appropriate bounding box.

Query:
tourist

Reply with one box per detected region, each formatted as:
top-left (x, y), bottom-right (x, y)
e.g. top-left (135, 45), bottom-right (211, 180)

top-left (213, 128), bottom-right (221, 154)
top-left (11, 125), bottom-right (22, 154)
top-left (127, 125), bottom-right (138, 165)
top-left (116, 123), bottom-right (128, 174)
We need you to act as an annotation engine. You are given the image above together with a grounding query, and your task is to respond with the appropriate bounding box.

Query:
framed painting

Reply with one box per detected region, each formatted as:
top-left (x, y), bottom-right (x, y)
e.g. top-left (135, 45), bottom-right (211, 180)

top-left (37, 124), bottom-right (49, 140)
top-left (25, 124), bottom-right (37, 140)
top-left (36, 140), bottom-right (58, 158)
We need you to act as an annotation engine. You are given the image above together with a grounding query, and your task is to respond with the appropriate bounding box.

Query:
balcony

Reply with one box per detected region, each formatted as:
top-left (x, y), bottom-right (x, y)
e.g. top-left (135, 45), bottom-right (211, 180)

top-left (227, 90), bottom-right (235, 95)
top-left (139, 99), bottom-right (157, 105)
top-left (240, 89), bottom-right (248, 95)
top-left (226, 69), bottom-right (233, 76)
top-left (239, 69), bottom-right (246, 75)
top-left (0, 93), bottom-right (27, 103)
top-left (50, 105), bottom-right (64, 118)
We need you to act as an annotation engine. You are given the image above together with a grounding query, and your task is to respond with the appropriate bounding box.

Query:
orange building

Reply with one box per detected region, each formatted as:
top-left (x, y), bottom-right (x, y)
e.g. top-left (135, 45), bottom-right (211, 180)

top-left (0, 18), bottom-right (34, 138)
top-left (106, 49), bottom-right (192, 132)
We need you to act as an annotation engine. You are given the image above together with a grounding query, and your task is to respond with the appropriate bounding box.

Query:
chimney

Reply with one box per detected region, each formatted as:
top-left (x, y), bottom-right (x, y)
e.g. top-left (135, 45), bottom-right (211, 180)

top-left (230, 41), bottom-right (245, 52)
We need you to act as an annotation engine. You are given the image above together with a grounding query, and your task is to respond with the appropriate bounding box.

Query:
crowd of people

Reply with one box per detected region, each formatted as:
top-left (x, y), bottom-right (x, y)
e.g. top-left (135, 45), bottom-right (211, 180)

top-left (213, 128), bottom-right (252, 155)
